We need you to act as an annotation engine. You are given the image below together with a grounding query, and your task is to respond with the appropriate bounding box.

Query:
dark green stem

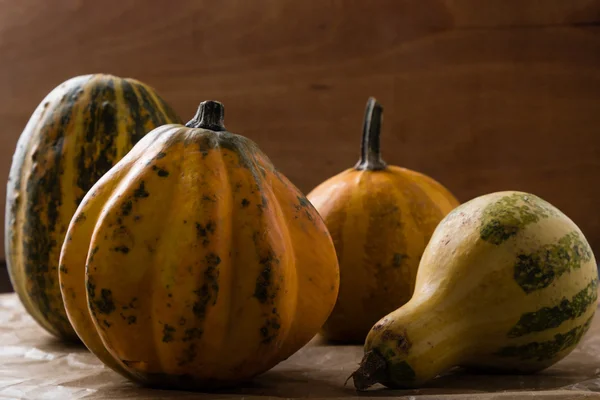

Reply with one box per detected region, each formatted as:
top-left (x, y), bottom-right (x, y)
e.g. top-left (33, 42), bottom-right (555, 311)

top-left (186, 100), bottom-right (226, 131)
top-left (355, 97), bottom-right (387, 171)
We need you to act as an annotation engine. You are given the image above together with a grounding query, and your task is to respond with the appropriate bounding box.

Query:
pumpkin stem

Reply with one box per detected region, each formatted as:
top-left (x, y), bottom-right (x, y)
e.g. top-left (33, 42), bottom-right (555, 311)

top-left (186, 100), bottom-right (226, 131)
top-left (355, 97), bottom-right (387, 171)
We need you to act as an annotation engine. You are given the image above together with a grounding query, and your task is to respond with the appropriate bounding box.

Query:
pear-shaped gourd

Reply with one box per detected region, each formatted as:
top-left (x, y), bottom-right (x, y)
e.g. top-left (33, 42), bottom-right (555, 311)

top-left (58, 100), bottom-right (340, 389)
top-left (307, 98), bottom-right (459, 343)
top-left (352, 191), bottom-right (598, 390)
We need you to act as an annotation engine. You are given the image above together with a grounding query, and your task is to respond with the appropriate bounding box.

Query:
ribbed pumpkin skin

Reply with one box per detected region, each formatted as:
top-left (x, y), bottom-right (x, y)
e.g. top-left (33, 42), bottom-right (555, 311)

top-left (354, 191), bottom-right (598, 389)
top-left (308, 167), bottom-right (459, 342)
top-left (5, 74), bottom-right (181, 340)
top-left (307, 98), bottom-right (459, 343)
top-left (58, 106), bottom-right (340, 388)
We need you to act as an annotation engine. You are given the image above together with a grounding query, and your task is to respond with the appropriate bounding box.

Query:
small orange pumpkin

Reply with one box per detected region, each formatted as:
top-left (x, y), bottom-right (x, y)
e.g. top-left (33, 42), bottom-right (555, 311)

top-left (307, 98), bottom-right (460, 343)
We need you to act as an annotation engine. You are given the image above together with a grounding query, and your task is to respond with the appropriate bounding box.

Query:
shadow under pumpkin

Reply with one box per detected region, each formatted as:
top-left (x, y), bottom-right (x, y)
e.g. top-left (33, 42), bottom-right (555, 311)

top-left (0, 261), bottom-right (13, 293)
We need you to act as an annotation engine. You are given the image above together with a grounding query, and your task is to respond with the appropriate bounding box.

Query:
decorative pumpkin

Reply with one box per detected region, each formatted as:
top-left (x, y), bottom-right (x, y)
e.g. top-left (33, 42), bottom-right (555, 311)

top-left (5, 74), bottom-right (181, 340)
top-left (352, 191), bottom-right (598, 390)
top-left (58, 100), bottom-right (340, 388)
top-left (307, 97), bottom-right (460, 343)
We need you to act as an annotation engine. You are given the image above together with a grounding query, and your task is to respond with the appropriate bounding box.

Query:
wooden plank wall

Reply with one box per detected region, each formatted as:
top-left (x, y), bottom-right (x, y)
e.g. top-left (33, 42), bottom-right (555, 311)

top-left (0, 0), bottom-right (599, 258)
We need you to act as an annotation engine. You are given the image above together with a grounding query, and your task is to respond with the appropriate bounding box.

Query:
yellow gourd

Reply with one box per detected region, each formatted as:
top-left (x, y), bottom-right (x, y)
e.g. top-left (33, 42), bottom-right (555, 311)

top-left (352, 191), bottom-right (597, 389)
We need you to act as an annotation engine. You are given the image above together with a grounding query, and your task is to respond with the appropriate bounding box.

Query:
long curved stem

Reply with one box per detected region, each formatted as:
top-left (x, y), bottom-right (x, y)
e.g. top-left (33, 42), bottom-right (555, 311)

top-left (355, 97), bottom-right (387, 171)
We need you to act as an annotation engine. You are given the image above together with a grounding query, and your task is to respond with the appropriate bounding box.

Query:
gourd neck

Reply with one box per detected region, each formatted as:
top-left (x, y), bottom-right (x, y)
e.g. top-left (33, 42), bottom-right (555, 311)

top-left (355, 97), bottom-right (387, 171)
top-left (352, 297), bottom-right (466, 390)
top-left (186, 100), bottom-right (226, 131)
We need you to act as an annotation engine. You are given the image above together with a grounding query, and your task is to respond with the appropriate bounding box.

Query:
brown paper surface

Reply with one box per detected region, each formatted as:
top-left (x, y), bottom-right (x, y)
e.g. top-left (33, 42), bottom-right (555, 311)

top-left (2, 293), bottom-right (600, 400)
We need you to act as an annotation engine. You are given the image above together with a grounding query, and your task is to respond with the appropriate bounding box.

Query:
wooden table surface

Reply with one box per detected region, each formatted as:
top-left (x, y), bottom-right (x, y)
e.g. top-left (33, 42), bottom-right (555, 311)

top-left (2, 293), bottom-right (600, 399)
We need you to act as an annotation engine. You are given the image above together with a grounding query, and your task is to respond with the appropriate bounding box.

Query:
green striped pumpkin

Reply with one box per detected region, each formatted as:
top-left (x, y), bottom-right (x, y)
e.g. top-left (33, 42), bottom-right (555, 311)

top-left (5, 74), bottom-right (181, 340)
top-left (352, 191), bottom-right (598, 389)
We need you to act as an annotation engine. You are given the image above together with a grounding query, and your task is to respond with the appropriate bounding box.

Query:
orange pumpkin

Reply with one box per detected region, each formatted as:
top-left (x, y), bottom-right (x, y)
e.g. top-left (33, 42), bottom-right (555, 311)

top-left (307, 98), bottom-right (460, 343)
top-left (58, 100), bottom-right (340, 389)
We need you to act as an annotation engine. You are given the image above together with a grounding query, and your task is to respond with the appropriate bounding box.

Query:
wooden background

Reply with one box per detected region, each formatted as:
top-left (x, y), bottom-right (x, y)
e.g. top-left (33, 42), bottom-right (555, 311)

top-left (0, 0), bottom-right (599, 265)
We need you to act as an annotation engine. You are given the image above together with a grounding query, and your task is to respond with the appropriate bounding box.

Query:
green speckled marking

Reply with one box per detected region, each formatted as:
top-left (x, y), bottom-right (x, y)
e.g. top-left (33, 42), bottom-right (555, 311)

top-left (74, 212), bottom-right (87, 223)
top-left (88, 246), bottom-right (100, 263)
top-left (183, 327), bottom-right (203, 342)
top-left (192, 253), bottom-right (221, 319)
top-left (496, 316), bottom-right (593, 361)
top-left (514, 231), bottom-right (593, 294)
top-left (480, 193), bottom-right (557, 245)
top-left (151, 165), bottom-right (169, 177)
top-left (113, 245), bottom-right (130, 254)
top-left (121, 199), bottom-right (133, 216)
top-left (388, 360), bottom-right (416, 383)
top-left (254, 250), bottom-right (279, 303)
top-left (75, 80), bottom-right (119, 204)
top-left (259, 315), bottom-right (282, 344)
top-left (190, 129), bottom-right (276, 187)
top-left (16, 85), bottom-right (78, 336)
top-left (392, 253), bottom-right (405, 267)
top-left (177, 343), bottom-right (197, 367)
top-left (86, 277), bottom-right (96, 299)
top-left (508, 278), bottom-right (598, 337)
top-left (92, 288), bottom-right (115, 315)
top-left (217, 131), bottom-right (274, 184)
top-left (162, 324), bottom-right (176, 343)
top-left (133, 181), bottom-right (149, 198)
top-left (195, 221), bottom-right (215, 247)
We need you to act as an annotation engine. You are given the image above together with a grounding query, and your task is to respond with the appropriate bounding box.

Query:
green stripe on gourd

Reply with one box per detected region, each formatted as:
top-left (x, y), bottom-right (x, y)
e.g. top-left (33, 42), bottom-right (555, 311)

top-left (514, 231), bottom-right (593, 294)
top-left (388, 360), bottom-right (416, 382)
top-left (496, 316), bottom-right (593, 361)
top-left (508, 278), bottom-right (598, 338)
top-left (479, 193), bottom-right (557, 245)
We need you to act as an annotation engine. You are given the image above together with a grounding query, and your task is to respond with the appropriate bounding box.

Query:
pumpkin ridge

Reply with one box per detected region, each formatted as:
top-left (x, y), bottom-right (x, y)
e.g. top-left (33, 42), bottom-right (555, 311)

top-left (133, 80), bottom-right (177, 127)
top-left (85, 157), bottom-right (172, 371)
top-left (120, 79), bottom-right (147, 143)
top-left (256, 168), bottom-right (297, 363)
top-left (135, 82), bottom-right (173, 128)
top-left (63, 125), bottom-right (176, 378)
top-left (156, 147), bottom-right (193, 372)
top-left (324, 173), bottom-right (368, 340)
top-left (20, 84), bottom-right (81, 337)
top-left (211, 147), bottom-right (236, 364)
top-left (216, 132), bottom-right (276, 186)
top-left (151, 151), bottom-right (187, 373)
top-left (76, 78), bottom-right (121, 204)
top-left (390, 171), bottom-right (451, 242)
top-left (6, 93), bottom-right (51, 331)
top-left (128, 80), bottom-right (161, 131)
